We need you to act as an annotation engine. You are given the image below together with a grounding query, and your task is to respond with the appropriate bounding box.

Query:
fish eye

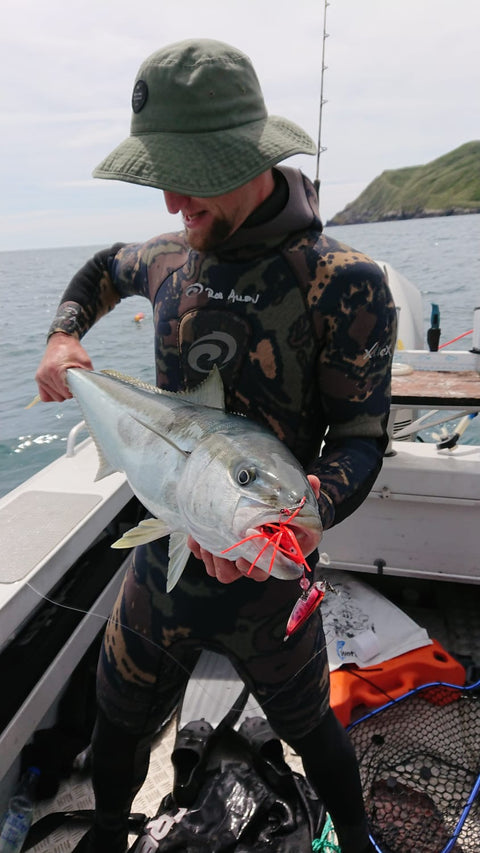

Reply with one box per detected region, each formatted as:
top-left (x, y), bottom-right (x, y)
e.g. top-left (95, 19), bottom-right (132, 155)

top-left (236, 467), bottom-right (256, 486)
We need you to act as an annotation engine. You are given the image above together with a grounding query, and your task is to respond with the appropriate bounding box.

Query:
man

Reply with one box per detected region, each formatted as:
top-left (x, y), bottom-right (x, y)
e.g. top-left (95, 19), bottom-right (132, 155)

top-left (36, 39), bottom-right (396, 853)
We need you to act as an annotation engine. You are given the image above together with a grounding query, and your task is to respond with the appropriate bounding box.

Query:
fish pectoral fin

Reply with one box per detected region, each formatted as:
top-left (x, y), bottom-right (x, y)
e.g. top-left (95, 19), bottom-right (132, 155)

top-left (129, 413), bottom-right (190, 458)
top-left (111, 518), bottom-right (171, 549)
top-left (166, 532), bottom-right (192, 592)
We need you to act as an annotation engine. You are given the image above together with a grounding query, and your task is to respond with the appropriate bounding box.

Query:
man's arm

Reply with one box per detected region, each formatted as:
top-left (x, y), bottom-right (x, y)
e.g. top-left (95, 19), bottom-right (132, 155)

top-left (35, 243), bottom-right (131, 401)
top-left (45, 243), bottom-right (127, 340)
top-left (309, 258), bottom-right (397, 530)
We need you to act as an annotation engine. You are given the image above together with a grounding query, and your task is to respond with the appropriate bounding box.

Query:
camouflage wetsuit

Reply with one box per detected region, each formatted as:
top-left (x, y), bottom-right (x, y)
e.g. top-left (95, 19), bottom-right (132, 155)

top-left (50, 167), bottom-right (396, 852)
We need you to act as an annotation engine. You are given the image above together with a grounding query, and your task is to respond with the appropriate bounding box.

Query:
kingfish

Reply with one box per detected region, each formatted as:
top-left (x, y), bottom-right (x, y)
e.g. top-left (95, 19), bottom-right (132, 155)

top-left (66, 368), bottom-right (322, 591)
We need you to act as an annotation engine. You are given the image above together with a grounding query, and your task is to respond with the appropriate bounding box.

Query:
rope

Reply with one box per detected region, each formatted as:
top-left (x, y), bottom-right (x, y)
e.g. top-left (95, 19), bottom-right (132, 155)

top-left (312, 814), bottom-right (342, 852)
top-left (438, 329), bottom-right (473, 349)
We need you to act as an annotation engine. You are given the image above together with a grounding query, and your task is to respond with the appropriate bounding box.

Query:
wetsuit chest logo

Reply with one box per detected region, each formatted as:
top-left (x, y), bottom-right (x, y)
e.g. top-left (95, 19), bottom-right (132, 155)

top-left (185, 282), bottom-right (260, 305)
top-left (178, 309), bottom-right (251, 386)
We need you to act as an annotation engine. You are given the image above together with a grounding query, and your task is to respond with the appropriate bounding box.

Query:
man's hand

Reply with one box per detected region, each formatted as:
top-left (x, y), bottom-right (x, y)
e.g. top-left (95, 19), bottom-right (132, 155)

top-left (308, 474), bottom-right (321, 500)
top-left (35, 333), bottom-right (94, 402)
top-left (187, 536), bottom-right (268, 584)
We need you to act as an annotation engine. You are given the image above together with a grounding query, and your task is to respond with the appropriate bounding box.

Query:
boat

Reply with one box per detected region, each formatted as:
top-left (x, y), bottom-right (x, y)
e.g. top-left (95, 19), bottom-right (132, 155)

top-left (0, 260), bottom-right (479, 850)
top-left (326, 261), bottom-right (480, 585)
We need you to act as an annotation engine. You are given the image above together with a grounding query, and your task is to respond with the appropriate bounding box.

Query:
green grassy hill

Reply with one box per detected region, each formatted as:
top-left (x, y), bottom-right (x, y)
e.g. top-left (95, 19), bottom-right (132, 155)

top-left (327, 141), bottom-right (480, 225)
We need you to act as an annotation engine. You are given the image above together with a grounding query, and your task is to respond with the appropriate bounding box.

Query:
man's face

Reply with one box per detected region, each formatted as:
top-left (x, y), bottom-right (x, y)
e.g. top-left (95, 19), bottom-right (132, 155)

top-left (163, 172), bottom-right (274, 251)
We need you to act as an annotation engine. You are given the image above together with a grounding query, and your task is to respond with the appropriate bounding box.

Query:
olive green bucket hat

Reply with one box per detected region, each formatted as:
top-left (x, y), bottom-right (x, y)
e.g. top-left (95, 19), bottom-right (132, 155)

top-left (93, 39), bottom-right (316, 197)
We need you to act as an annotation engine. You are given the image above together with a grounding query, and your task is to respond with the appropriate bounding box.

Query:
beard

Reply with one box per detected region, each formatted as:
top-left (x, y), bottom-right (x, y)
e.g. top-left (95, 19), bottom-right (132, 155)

top-left (184, 215), bottom-right (233, 252)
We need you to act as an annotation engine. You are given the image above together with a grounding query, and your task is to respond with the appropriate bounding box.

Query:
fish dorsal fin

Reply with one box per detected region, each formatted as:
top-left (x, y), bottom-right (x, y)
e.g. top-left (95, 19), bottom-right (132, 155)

top-left (166, 532), bottom-right (192, 592)
top-left (111, 518), bottom-right (171, 549)
top-left (100, 366), bottom-right (225, 411)
top-left (182, 366), bottom-right (225, 410)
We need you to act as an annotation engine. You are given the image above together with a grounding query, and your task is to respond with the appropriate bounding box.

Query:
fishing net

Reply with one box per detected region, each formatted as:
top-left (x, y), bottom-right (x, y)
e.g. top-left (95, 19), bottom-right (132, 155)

top-left (347, 680), bottom-right (480, 853)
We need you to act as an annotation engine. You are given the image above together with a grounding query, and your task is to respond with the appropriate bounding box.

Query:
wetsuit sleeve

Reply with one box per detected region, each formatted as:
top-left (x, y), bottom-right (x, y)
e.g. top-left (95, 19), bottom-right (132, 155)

top-left (46, 242), bottom-right (150, 340)
top-left (309, 261), bottom-right (397, 529)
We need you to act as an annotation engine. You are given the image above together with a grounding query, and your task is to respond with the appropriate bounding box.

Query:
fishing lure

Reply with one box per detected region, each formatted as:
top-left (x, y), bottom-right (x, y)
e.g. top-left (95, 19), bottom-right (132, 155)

top-left (221, 497), bottom-right (312, 576)
top-left (284, 579), bottom-right (326, 641)
top-left (222, 498), bottom-right (334, 639)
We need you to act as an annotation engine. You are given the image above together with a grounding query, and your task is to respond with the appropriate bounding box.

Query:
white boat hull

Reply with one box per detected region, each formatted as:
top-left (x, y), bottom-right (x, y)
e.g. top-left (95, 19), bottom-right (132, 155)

top-left (324, 439), bottom-right (480, 582)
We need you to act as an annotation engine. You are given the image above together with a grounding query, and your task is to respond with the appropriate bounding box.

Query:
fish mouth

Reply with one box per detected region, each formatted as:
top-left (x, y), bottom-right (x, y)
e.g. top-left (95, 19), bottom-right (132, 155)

top-left (277, 520), bottom-right (321, 560)
top-left (251, 520), bottom-right (319, 556)
top-left (242, 510), bottom-right (322, 580)
top-left (225, 495), bottom-right (322, 580)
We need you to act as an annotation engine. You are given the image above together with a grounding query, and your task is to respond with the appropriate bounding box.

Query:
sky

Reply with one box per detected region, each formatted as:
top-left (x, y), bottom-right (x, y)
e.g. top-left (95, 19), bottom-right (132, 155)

top-left (1, 0), bottom-right (479, 251)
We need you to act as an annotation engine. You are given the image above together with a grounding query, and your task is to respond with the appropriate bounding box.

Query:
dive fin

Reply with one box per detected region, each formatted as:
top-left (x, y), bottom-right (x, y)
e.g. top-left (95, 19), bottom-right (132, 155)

top-left (111, 518), bottom-right (171, 549)
top-left (166, 532), bottom-right (192, 592)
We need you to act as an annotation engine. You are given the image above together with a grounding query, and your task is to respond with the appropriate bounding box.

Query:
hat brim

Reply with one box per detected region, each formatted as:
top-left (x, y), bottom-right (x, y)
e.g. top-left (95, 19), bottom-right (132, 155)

top-left (92, 116), bottom-right (316, 197)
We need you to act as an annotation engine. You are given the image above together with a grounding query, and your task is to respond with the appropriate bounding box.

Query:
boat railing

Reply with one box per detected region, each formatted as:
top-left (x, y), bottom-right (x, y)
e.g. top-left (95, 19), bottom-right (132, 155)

top-left (66, 420), bottom-right (87, 457)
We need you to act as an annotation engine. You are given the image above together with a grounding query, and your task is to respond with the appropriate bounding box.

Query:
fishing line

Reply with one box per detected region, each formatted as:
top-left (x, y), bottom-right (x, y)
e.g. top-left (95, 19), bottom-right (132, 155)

top-left (25, 579), bottom-right (337, 718)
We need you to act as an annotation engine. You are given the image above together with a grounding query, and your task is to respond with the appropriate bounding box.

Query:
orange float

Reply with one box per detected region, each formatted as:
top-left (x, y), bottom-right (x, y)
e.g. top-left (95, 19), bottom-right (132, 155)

top-left (330, 638), bottom-right (466, 726)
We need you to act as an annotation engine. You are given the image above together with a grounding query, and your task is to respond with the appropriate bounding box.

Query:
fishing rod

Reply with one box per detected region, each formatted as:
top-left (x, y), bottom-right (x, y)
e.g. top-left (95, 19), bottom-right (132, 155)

top-left (313, 0), bottom-right (330, 200)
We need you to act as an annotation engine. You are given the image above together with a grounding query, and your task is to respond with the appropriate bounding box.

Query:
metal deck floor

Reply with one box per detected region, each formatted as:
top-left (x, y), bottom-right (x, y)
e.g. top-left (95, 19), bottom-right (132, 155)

top-left (28, 574), bottom-right (480, 852)
top-left (29, 718), bottom-right (305, 852)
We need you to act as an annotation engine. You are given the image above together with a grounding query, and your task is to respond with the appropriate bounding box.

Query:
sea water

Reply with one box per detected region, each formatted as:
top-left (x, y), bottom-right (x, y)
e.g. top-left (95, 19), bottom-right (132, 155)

top-left (1, 214), bottom-right (479, 499)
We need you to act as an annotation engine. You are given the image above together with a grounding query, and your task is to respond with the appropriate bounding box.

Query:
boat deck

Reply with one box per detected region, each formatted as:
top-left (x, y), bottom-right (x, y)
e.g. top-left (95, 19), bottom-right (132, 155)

top-left (28, 571), bottom-right (480, 852)
top-left (2, 352), bottom-right (478, 851)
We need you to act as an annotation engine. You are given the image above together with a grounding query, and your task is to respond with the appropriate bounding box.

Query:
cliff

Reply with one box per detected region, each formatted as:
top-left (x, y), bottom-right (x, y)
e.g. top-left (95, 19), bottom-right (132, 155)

top-left (327, 141), bottom-right (480, 225)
